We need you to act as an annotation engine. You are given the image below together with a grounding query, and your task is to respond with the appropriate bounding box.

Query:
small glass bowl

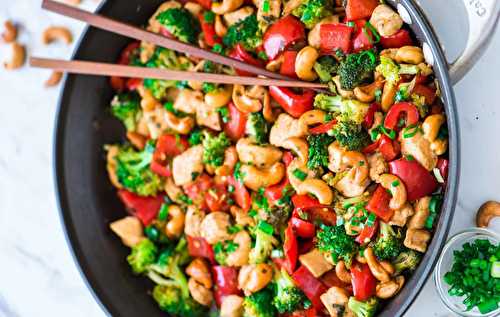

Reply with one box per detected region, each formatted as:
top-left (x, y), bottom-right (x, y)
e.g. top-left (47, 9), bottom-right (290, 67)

top-left (434, 228), bottom-right (500, 317)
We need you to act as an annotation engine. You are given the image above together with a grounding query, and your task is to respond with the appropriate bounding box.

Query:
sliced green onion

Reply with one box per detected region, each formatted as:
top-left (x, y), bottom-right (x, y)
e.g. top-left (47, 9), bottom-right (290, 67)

top-left (403, 124), bottom-right (420, 139)
top-left (424, 213), bottom-right (436, 229)
top-left (271, 249), bottom-right (284, 258)
top-left (347, 21), bottom-right (355, 27)
top-left (262, 0), bottom-right (270, 12)
top-left (212, 43), bottom-right (223, 54)
top-left (336, 217), bottom-right (345, 226)
top-left (257, 220), bottom-right (274, 235)
top-left (391, 180), bottom-right (400, 187)
top-left (429, 195), bottom-right (443, 214)
top-left (203, 11), bottom-right (215, 23)
top-left (363, 21), bottom-right (380, 44)
top-left (157, 203), bottom-right (170, 221)
top-left (370, 127), bottom-right (380, 141)
top-left (380, 126), bottom-right (396, 139)
top-left (293, 168), bottom-right (307, 181)
top-left (478, 298), bottom-right (499, 314)
top-left (433, 167), bottom-right (445, 183)
top-left (491, 261), bottom-right (500, 278)
top-left (366, 213), bottom-right (376, 227)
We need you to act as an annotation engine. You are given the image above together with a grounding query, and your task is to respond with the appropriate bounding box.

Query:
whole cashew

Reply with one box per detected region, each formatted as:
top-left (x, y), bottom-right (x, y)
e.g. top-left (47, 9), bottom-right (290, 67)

top-left (224, 6), bottom-right (254, 26)
top-left (354, 79), bottom-right (384, 103)
top-left (381, 82), bottom-right (397, 111)
top-left (335, 260), bottom-right (352, 283)
top-left (376, 275), bottom-right (405, 299)
top-left (45, 71), bottom-right (63, 87)
top-left (380, 261), bottom-right (395, 275)
top-left (215, 146), bottom-right (238, 176)
top-left (4, 42), bottom-right (25, 70)
top-left (238, 263), bottom-right (273, 295)
top-left (333, 75), bottom-right (354, 98)
top-left (365, 247), bottom-right (391, 282)
top-left (184, 2), bottom-right (203, 16)
top-left (221, 295), bottom-right (244, 317)
top-left (476, 201), bottom-right (500, 228)
top-left (262, 91), bottom-right (279, 122)
top-left (164, 177), bottom-right (185, 204)
top-left (165, 111), bottom-right (195, 134)
top-left (369, 4), bottom-right (403, 37)
top-left (281, 137), bottom-right (309, 166)
top-left (295, 46), bottom-right (319, 81)
top-left (422, 113), bottom-right (448, 155)
top-left (226, 230), bottom-right (252, 267)
top-left (126, 132), bottom-right (147, 150)
top-left (287, 159), bottom-right (316, 192)
top-left (378, 174), bottom-right (407, 210)
top-left (356, 253), bottom-right (367, 264)
top-left (186, 258), bottom-right (213, 288)
top-left (165, 205), bottom-right (186, 238)
top-left (215, 15), bottom-right (228, 37)
top-left (298, 109), bottom-right (327, 131)
top-left (241, 162), bottom-right (285, 191)
top-left (232, 84), bottom-right (263, 113)
top-left (42, 26), bottom-right (73, 45)
top-left (2, 21), bottom-right (17, 43)
top-left (212, 0), bottom-right (244, 15)
top-left (236, 138), bottom-right (283, 168)
top-left (106, 145), bottom-right (122, 189)
top-left (265, 54), bottom-right (284, 72)
top-left (395, 46), bottom-right (425, 65)
top-left (205, 85), bottom-right (233, 108)
top-left (109, 216), bottom-right (144, 247)
top-left (298, 179), bottom-right (334, 205)
top-left (188, 278), bottom-right (213, 306)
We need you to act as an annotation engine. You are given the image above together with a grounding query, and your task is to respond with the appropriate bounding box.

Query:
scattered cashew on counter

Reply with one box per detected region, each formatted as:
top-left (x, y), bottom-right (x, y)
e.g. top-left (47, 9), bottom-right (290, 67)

top-left (476, 201), bottom-right (500, 228)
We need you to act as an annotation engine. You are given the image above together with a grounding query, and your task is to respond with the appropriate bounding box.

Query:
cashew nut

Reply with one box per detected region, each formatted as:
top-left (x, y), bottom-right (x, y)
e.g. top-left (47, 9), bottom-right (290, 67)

top-left (335, 260), bottom-right (352, 283)
top-left (422, 113), bottom-right (448, 155)
top-left (205, 85), bottom-right (233, 108)
top-left (298, 179), bottom-right (334, 205)
top-left (378, 174), bottom-right (407, 210)
top-left (298, 109), bottom-right (327, 131)
top-left (241, 162), bottom-right (285, 191)
top-left (232, 84), bottom-right (264, 113)
top-left (224, 6), bottom-right (254, 26)
top-left (295, 46), bottom-right (319, 81)
top-left (376, 275), bottom-right (405, 299)
top-left (265, 54), bottom-right (284, 72)
top-left (109, 216), bottom-right (144, 247)
top-left (2, 21), bottom-right (17, 43)
top-left (212, 0), bottom-right (244, 15)
top-left (365, 247), bottom-right (391, 282)
top-left (354, 79), bottom-right (384, 103)
top-left (186, 258), bottom-right (213, 288)
top-left (45, 71), bottom-right (63, 87)
top-left (188, 278), bottom-right (213, 306)
top-left (200, 211), bottom-right (233, 244)
top-left (333, 75), bottom-right (354, 98)
top-left (287, 158), bottom-right (316, 192)
top-left (230, 206), bottom-right (256, 227)
top-left (165, 111), bottom-right (195, 134)
top-left (215, 15), bottom-right (228, 37)
top-left (381, 81), bottom-right (397, 111)
top-left (262, 92), bottom-right (280, 122)
top-left (476, 201), bottom-right (500, 228)
top-left (369, 4), bottom-right (403, 37)
top-left (184, 1), bottom-right (203, 16)
top-left (356, 253), bottom-right (367, 264)
top-left (125, 132), bottom-right (146, 150)
top-left (165, 205), bottom-right (186, 238)
top-left (395, 46), bottom-right (425, 65)
top-left (4, 42), bottom-right (25, 70)
top-left (215, 146), bottom-right (238, 176)
top-left (221, 295), bottom-right (244, 317)
top-left (106, 145), bottom-right (122, 189)
top-left (236, 138), bottom-right (283, 168)
top-left (226, 230), bottom-right (252, 267)
top-left (380, 261), bottom-right (395, 275)
top-left (238, 263), bottom-right (273, 295)
top-left (42, 26), bottom-right (73, 45)
top-left (281, 137), bottom-right (309, 166)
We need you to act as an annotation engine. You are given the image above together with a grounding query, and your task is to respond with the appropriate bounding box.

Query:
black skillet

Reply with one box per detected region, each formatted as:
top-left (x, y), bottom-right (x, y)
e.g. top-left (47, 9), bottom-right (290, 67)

top-left (54, 0), bottom-right (499, 316)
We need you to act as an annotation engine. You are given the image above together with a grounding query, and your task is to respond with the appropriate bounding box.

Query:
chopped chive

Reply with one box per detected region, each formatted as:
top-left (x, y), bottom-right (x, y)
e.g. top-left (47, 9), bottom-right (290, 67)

top-left (403, 124), bottom-right (420, 139)
top-left (158, 203), bottom-right (169, 221)
top-left (366, 213), bottom-right (376, 227)
top-left (203, 11), bottom-right (215, 23)
top-left (433, 167), bottom-right (445, 183)
top-left (292, 168), bottom-right (307, 181)
top-left (391, 180), bottom-right (400, 187)
top-left (262, 0), bottom-right (270, 13)
top-left (257, 220), bottom-right (274, 235)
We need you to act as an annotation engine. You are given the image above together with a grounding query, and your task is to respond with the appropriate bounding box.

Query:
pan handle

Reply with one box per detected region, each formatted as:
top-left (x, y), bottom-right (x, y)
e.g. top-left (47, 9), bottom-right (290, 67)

top-left (449, 0), bottom-right (499, 84)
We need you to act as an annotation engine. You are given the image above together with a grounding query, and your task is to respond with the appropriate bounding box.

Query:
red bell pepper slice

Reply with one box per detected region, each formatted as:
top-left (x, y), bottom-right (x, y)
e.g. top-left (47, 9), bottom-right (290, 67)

top-left (380, 29), bottom-right (414, 48)
top-left (384, 102), bottom-right (420, 130)
top-left (291, 216), bottom-right (316, 238)
top-left (308, 207), bottom-right (337, 226)
top-left (319, 23), bottom-right (353, 54)
top-left (187, 235), bottom-right (215, 263)
top-left (282, 225), bottom-right (299, 274)
top-left (110, 42), bottom-right (141, 91)
top-left (351, 262), bottom-right (377, 301)
top-left (263, 15), bottom-right (306, 60)
top-left (126, 78), bottom-right (143, 91)
top-left (292, 266), bottom-right (327, 309)
top-left (412, 84), bottom-right (437, 105)
top-left (206, 183), bottom-right (230, 212)
top-left (224, 102), bottom-right (248, 140)
top-left (151, 134), bottom-right (189, 176)
top-left (363, 102), bottom-right (381, 129)
top-left (264, 175), bottom-right (290, 203)
top-left (321, 271), bottom-right (353, 293)
top-left (280, 50), bottom-right (298, 77)
top-left (355, 219), bottom-right (379, 244)
top-left (118, 190), bottom-right (164, 225)
top-left (199, 13), bottom-right (221, 47)
top-left (150, 160), bottom-right (171, 177)
top-left (269, 86), bottom-right (315, 118)
top-left (183, 173), bottom-right (213, 210)
top-left (366, 185), bottom-right (394, 222)
top-left (362, 139), bottom-right (381, 155)
top-left (309, 120), bottom-right (337, 134)
top-left (227, 176), bottom-right (251, 212)
top-left (345, 0), bottom-right (379, 21)
top-left (283, 151), bottom-right (295, 166)
top-left (292, 194), bottom-right (324, 210)
top-left (389, 158), bottom-right (438, 201)
top-left (228, 43), bottom-right (264, 76)
top-left (437, 158), bottom-right (449, 182)
top-left (379, 135), bottom-right (401, 161)
top-left (352, 20), bottom-right (375, 52)
top-left (213, 265), bottom-right (240, 296)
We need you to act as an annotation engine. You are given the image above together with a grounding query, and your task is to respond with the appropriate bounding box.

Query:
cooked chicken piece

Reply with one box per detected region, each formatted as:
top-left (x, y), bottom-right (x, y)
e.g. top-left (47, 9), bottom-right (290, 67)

top-left (367, 152), bottom-right (388, 182)
top-left (320, 286), bottom-right (349, 317)
top-left (221, 295), bottom-right (244, 317)
top-left (369, 4), bottom-right (403, 37)
top-left (196, 101), bottom-right (221, 131)
top-left (200, 211), bottom-right (233, 244)
top-left (389, 202), bottom-right (414, 227)
top-left (299, 249), bottom-right (334, 278)
top-left (236, 137), bottom-right (283, 168)
top-left (400, 129), bottom-right (437, 171)
top-left (270, 113), bottom-right (307, 148)
top-left (223, 6), bottom-right (254, 26)
top-left (404, 228), bottom-right (431, 252)
top-left (174, 89), bottom-right (204, 114)
top-left (172, 145), bottom-right (204, 186)
top-left (408, 196), bottom-right (431, 229)
top-left (109, 216), bottom-right (144, 247)
top-left (143, 106), bottom-right (170, 139)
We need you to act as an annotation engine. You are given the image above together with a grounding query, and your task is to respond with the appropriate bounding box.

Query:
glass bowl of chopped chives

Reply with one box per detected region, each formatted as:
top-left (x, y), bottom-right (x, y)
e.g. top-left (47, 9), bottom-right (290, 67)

top-left (434, 228), bottom-right (500, 316)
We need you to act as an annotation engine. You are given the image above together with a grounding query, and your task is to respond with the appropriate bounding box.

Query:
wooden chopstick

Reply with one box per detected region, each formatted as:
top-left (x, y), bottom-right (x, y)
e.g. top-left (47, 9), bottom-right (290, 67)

top-left (30, 57), bottom-right (329, 88)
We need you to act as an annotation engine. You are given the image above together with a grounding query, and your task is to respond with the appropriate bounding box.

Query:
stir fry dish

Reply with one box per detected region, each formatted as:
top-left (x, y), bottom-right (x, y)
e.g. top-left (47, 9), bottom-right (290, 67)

top-left (106, 0), bottom-right (450, 316)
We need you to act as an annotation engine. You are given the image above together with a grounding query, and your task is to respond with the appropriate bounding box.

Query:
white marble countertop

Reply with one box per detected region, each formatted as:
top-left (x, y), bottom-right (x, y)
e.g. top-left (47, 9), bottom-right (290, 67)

top-left (0, 1), bottom-right (499, 316)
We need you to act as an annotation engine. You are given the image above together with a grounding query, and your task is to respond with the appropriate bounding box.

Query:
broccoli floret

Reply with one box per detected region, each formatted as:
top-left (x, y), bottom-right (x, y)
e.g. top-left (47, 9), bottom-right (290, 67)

top-left (376, 56), bottom-right (400, 85)
top-left (152, 285), bottom-right (207, 317)
top-left (213, 240), bottom-right (239, 265)
top-left (246, 112), bottom-right (269, 144)
top-left (188, 128), bottom-right (204, 146)
top-left (399, 63), bottom-right (420, 75)
top-left (392, 249), bottom-right (422, 274)
top-left (307, 133), bottom-right (335, 170)
top-left (273, 268), bottom-right (307, 313)
top-left (249, 221), bottom-right (277, 264)
top-left (243, 287), bottom-right (276, 317)
top-left (313, 55), bottom-right (339, 83)
top-left (292, 0), bottom-right (333, 28)
top-left (348, 297), bottom-right (379, 317)
top-left (372, 222), bottom-right (404, 261)
top-left (202, 131), bottom-right (231, 167)
top-left (338, 50), bottom-right (378, 90)
top-left (330, 119), bottom-right (370, 151)
top-left (127, 238), bottom-right (158, 274)
top-left (316, 224), bottom-right (358, 268)
top-left (314, 94), bottom-right (369, 124)
top-left (146, 47), bottom-right (190, 70)
top-left (223, 14), bottom-right (262, 50)
top-left (111, 92), bottom-right (142, 131)
top-left (115, 143), bottom-right (163, 196)
top-left (143, 78), bottom-right (178, 100)
top-left (156, 8), bottom-right (200, 44)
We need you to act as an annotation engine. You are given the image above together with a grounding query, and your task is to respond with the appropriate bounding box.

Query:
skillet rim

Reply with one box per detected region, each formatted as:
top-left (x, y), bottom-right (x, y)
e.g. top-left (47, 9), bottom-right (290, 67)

top-left (53, 0), bottom-right (460, 316)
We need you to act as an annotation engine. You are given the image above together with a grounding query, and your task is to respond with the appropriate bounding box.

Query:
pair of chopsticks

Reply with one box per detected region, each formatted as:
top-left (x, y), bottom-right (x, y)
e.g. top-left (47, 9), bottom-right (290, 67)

top-left (30, 0), bottom-right (328, 89)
